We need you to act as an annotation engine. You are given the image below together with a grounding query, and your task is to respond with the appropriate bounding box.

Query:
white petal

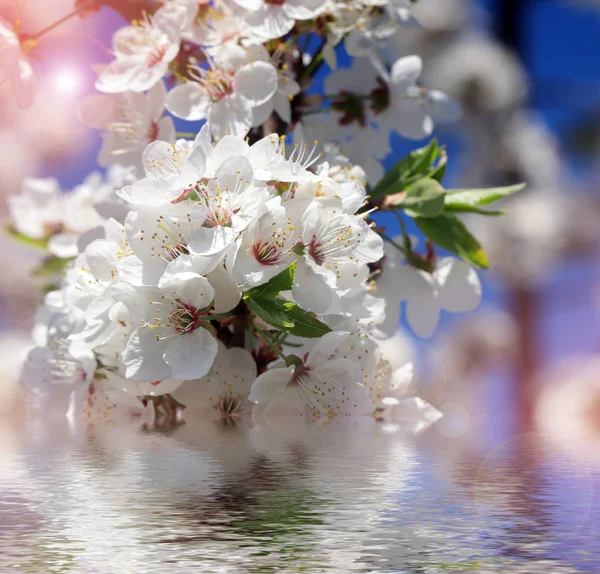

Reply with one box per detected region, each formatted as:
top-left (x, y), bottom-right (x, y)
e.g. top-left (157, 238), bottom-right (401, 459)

top-left (165, 82), bottom-right (210, 120)
top-left (284, 0), bottom-right (325, 19)
top-left (292, 258), bottom-right (335, 314)
top-left (248, 367), bottom-right (294, 404)
top-left (310, 359), bottom-right (374, 416)
top-left (390, 55), bottom-right (422, 89)
top-left (123, 328), bottom-right (171, 381)
top-left (390, 108), bottom-right (433, 140)
top-left (48, 233), bottom-right (79, 258)
top-left (435, 257), bottom-right (482, 313)
top-left (426, 89), bottom-right (461, 123)
top-left (273, 91), bottom-right (292, 123)
top-left (117, 255), bottom-right (165, 286)
top-left (245, 6), bottom-right (294, 40)
top-left (188, 226), bottom-right (236, 257)
top-left (252, 99), bottom-right (275, 127)
top-left (208, 94), bottom-right (253, 137)
top-left (95, 59), bottom-right (139, 94)
top-left (158, 272), bottom-right (215, 308)
top-left (233, 61), bottom-right (278, 105)
top-left (147, 80), bottom-right (167, 120)
top-left (230, 0), bottom-right (263, 11)
top-left (206, 264), bottom-right (242, 313)
top-left (305, 331), bottom-right (349, 367)
top-left (405, 291), bottom-right (440, 339)
top-left (163, 328), bottom-right (218, 380)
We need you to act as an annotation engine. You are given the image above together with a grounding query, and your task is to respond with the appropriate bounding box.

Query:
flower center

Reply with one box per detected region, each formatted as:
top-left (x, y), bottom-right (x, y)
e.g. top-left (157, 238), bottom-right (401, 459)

top-left (169, 301), bottom-right (202, 334)
top-left (289, 354), bottom-right (311, 387)
top-left (265, 0), bottom-right (286, 4)
top-left (214, 394), bottom-right (246, 418)
top-left (370, 77), bottom-right (390, 114)
top-left (307, 234), bottom-right (325, 265)
top-left (203, 69), bottom-right (234, 103)
top-left (203, 206), bottom-right (232, 227)
top-left (147, 44), bottom-right (169, 68)
top-left (148, 120), bottom-right (160, 142)
top-left (165, 241), bottom-right (190, 262)
top-left (252, 239), bottom-right (281, 266)
top-left (331, 91), bottom-right (366, 127)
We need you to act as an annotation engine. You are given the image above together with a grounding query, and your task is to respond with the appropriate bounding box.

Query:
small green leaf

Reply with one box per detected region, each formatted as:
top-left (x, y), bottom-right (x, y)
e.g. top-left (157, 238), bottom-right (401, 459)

top-left (5, 225), bottom-right (48, 252)
top-left (444, 204), bottom-right (505, 216)
top-left (444, 184), bottom-right (526, 209)
top-left (429, 148), bottom-right (448, 183)
top-left (244, 262), bottom-right (296, 301)
top-left (246, 298), bottom-right (295, 330)
top-left (392, 178), bottom-right (446, 218)
top-left (371, 140), bottom-right (442, 200)
top-left (279, 301), bottom-right (332, 338)
top-left (414, 213), bottom-right (489, 269)
top-left (246, 297), bottom-right (331, 338)
top-left (32, 255), bottom-right (72, 277)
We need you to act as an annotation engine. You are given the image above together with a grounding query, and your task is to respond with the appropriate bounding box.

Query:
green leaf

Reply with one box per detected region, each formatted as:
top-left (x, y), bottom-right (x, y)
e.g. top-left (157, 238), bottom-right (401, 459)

top-left (444, 204), bottom-right (505, 216)
top-left (279, 301), bottom-right (332, 338)
top-left (391, 178), bottom-right (446, 218)
top-left (32, 255), bottom-right (72, 277)
top-left (371, 140), bottom-right (442, 200)
top-left (246, 298), bottom-right (331, 338)
top-left (414, 213), bottom-right (490, 269)
top-left (429, 148), bottom-right (448, 183)
top-left (244, 262), bottom-right (296, 301)
top-left (5, 225), bottom-right (48, 252)
top-left (444, 184), bottom-right (526, 209)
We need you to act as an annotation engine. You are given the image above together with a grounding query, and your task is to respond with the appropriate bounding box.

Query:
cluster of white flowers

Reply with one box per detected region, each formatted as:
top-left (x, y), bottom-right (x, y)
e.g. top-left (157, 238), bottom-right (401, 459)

top-left (3, 0), bottom-right (516, 428)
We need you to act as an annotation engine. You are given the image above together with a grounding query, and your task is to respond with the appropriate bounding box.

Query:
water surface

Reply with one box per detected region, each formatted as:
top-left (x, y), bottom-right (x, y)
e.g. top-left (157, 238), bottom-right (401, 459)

top-left (0, 416), bottom-right (598, 573)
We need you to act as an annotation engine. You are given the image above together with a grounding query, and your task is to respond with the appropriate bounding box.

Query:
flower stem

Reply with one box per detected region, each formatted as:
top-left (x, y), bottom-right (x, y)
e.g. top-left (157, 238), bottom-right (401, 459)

top-left (254, 324), bottom-right (286, 361)
top-left (381, 232), bottom-right (406, 255)
top-left (245, 322), bottom-right (254, 352)
top-left (30, 7), bottom-right (86, 40)
top-left (176, 132), bottom-right (197, 139)
top-left (207, 312), bottom-right (235, 321)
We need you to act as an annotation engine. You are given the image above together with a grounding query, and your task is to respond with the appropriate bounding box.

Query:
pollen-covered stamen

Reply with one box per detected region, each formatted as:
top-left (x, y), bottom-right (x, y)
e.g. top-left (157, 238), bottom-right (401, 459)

top-left (149, 215), bottom-right (194, 262)
top-left (169, 301), bottom-right (202, 334)
top-left (166, 241), bottom-right (190, 261)
top-left (288, 140), bottom-right (323, 172)
top-left (144, 142), bottom-right (190, 178)
top-left (107, 103), bottom-right (156, 149)
top-left (203, 205), bottom-right (232, 227)
top-left (307, 222), bottom-right (357, 266)
top-left (249, 217), bottom-right (295, 266)
top-left (188, 55), bottom-right (234, 104)
top-left (127, 14), bottom-right (171, 68)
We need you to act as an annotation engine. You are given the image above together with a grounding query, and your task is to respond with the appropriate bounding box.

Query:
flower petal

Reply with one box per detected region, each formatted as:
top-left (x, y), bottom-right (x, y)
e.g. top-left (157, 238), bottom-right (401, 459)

top-left (165, 82), bottom-right (210, 120)
top-left (248, 367), bottom-right (294, 404)
top-left (233, 61), bottom-right (278, 105)
top-left (435, 257), bottom-right (482, 313)
top-left (163, 327), bottom-right (218, 380)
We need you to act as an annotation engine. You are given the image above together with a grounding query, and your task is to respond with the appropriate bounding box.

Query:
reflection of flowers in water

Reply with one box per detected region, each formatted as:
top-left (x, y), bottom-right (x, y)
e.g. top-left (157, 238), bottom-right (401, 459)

top-left (1, 414), bottom-right (590, 573)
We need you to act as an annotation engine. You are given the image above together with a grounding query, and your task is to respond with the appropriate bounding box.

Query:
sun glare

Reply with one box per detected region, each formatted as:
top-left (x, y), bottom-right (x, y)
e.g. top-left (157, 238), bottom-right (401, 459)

top-left (51, 68), bottom-right (82, 96)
